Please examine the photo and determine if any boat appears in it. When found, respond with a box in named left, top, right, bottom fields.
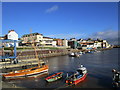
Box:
left=45, top=72, right=63, bottom=82
left=65, top=65, right=87, bottom=85
left=2, top=64, right=48, bottom=79
left=69, top=52, right=75, bottom=57
left=79, top=51, right=84, bottom=55
left=69, top=52, right=80, bottom=57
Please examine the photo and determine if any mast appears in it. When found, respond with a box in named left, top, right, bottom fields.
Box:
left=30, top=29, right=40, bottom=67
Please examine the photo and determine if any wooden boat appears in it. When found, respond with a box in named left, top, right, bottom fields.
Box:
left=2, top=64, right=48, bottom=79
left=65, top=65, right=87, bottom=85
left=45, top=72, right=63, bottom=82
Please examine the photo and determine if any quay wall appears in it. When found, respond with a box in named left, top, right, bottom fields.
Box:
left=16, top=49, right=80, bottom=60
left=3, top=47, right=113, bottom=60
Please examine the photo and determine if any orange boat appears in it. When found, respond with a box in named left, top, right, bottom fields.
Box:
left=2, top=64, right=48, bottom=79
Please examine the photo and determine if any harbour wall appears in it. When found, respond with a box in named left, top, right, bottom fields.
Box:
left=4, top=47, right=113, bottom=60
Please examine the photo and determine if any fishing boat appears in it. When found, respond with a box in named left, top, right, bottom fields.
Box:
left=45, top=72, right=63, bottom=82
left=2, top=64, right=48, bottom=79
left=66, top=65, right=87, bottom=85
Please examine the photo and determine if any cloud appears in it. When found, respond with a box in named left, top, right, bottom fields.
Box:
left=90, top=30, right=118, bottom=39
left=46, top=33, right=87, bottom=39
left=89, top=30, right=119, bottom=45
left=45, top=5, right=59, bottom=13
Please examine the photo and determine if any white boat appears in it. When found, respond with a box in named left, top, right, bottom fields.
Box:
left=69, top=52, right=80, bottom=57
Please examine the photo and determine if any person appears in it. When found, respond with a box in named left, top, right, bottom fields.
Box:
left=112, top=69, right=120, bottom=87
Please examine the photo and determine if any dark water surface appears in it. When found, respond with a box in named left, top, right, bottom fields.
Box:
left=4, top=48, right=119, bottom=88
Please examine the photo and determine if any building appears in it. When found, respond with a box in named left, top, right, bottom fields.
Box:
left=68, top=40, right=81, bottom=49
left=70, top=38, right=77, bottom=41
left=42, top=37, right=56, bottom=47
left=102, top=40, right=111, bottom=48
left=53, top=39, right=63, bottom=46
left=8, top=30, right=18, bottom=40
left=79, top=39, right=111, bottom=50
left=21, top=33, right=57, bottom=47
left=62, top=39, right=68, bottom=47
left=6, top=30, right=18, bottom=47
left=21, top=33, right=43, bottom=46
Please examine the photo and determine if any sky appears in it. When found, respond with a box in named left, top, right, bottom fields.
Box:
left=2, top=2, right=119, bottom=44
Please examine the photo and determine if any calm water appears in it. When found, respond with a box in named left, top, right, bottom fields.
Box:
left=4, top=48, right=119, bottom=89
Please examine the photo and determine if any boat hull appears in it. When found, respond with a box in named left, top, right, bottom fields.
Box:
left=46, top=76, right=62, bottom=82
left=73, top=73, right=87, bottom=85
left=45, top=72, right=63, bottom=82
left=66, top=73, right=87, bottom=85
left=3, top=65, right=48, bottom=79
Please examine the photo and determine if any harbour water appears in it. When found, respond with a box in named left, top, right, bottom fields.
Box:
left=2, top=48, right=119, bottom=89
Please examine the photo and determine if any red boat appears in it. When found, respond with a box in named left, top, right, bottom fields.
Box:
left=66, top=65, right=87, bottom=85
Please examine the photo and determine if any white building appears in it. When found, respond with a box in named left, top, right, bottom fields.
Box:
left=21, top=33, right=57, bottom=47
left=42, top=37, right=57, bottom=47
left=6, top=30, right=18, bottom=47
left=8, top=30, right=18, bottom=40
left=21, top=33, right=43, bottom=45
left=62, top=39, right=68, bottom=47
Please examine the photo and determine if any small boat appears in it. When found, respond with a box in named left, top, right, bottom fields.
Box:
left=69, top=52, right=75, bottom=57
left=79, top=51, right=84, bottom=55
left=69, top=52, right=80, bottom=57
left=45, top=72, right=63, bottom=82
left=2, top=64, right=48, bottom=79
left=66, top=65, right=87, bottom=85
